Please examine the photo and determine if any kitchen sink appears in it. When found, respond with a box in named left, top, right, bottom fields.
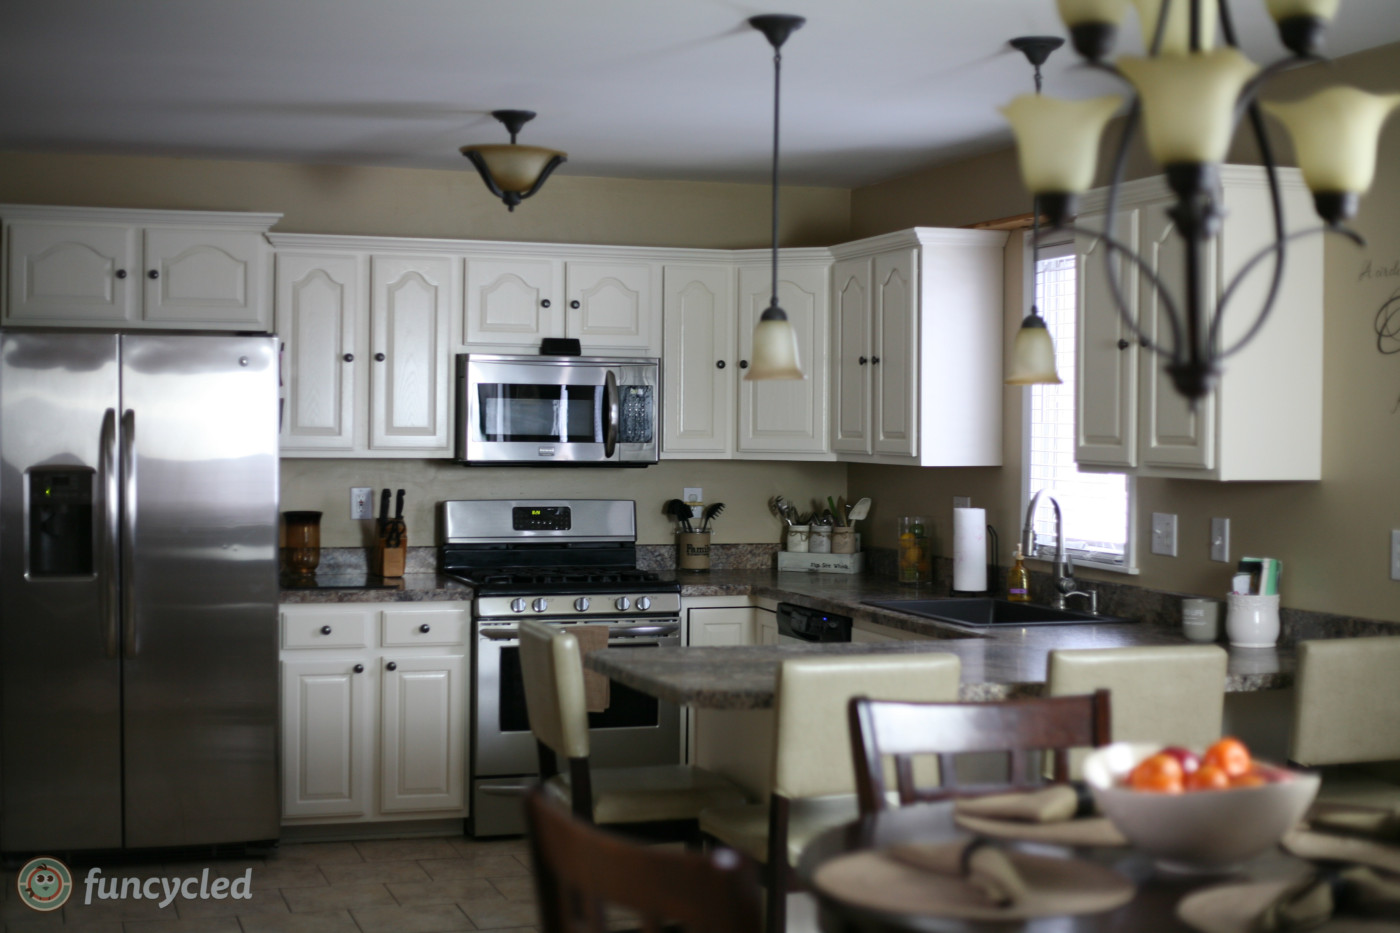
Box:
left=861, top=597, right=1133, bottom=627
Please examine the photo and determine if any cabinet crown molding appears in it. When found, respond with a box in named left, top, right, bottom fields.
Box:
left=830, top=227, right=1009, bottom=260
left=0, top=203, right=282, bottom=230
left=1077, top=165, right=1306, bottom=213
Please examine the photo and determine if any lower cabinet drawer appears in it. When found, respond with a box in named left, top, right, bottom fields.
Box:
left=282, top=609, right=373, bottom=649
left=381, top=608, right=468, bottom=647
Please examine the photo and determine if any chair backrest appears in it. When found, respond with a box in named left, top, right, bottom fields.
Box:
left=526, top=787, right=762, bottom=933
left=519, top=619, right=590, bottom=761
left=848, top=691, right=1111, bottom=814
left=1291, top=637, right=1400, bottom=766
left=1047, top=645, right=1226, bottom=773
left=771, top=653, right=960, bottom=800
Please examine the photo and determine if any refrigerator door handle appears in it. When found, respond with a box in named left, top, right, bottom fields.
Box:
left=100, top=408, right=120, bottom=659
left=120, top=409, right=138, bottom=660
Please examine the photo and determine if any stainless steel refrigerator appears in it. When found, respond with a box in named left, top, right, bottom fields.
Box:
left=0, top=331, right=280, bottom=852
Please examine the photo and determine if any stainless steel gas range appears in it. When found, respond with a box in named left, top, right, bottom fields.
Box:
left=440, top=499, right=683, bottom=837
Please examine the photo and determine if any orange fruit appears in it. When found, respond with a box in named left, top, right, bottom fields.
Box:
left=1201, top=737, right=1252, bottom=778
left=1186, top=763, right=1231, bottom=791
left=1128, top=753, right=1184, bottom=793
left=1230, top=771, right=1267, bottom=788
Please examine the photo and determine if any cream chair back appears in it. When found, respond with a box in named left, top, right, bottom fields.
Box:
left=1291, top=637, right=1400, bottom=766
left=1048, top=645, right=1226, bottom=767
left=519, top=620, right=591, bottom=761
left=771, top=653, right=960, bottom=800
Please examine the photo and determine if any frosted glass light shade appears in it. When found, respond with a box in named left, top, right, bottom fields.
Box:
left=1130, top=0, right=1217, bottom=53
left=1001, top=95, right=1123, bottom=194
left=1263, top=88, right=1400, bottom=194
left=459, top=144, right=567, bottom=193
left=1006, top=315, right=1061, bottom=385
left=1263, top=0, right=1340, bottom=21
left=1056, top=0, right=1129, bottom=25
left=746, top=315, right=804, bottom=380
left=1117, top=49, right=1258, bottom=165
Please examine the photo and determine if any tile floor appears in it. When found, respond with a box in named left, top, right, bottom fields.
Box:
left=3, top=835, right=540, bottom=933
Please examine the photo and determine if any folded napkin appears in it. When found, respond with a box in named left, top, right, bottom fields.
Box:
left=573, top=625, right=611, bottom=713
left=1308, top=804, right=1400, bottom=842
left=1253, top=866, right=1400, bottom=932
left=885, top=838, right=1028, bottom=907
left=954, top=784, right=1092, bottom=823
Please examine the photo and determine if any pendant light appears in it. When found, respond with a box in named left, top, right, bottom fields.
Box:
left=459, top=110, right=567, bottom=212
left=1005, top=36, right=1066, bottom=387
left=745, top=14, right=805, bottom=382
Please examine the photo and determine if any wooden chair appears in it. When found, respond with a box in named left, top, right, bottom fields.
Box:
left=698, top=653, right=961, bottom=933
left=848, top=690, right=1112, bottom=815
left=517, top=619, right=747, bottom=841
left=525, top=787, right=762, bottom=933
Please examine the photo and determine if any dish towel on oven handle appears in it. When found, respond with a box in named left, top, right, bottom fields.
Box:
left=573, top=624, right=611, bottom=713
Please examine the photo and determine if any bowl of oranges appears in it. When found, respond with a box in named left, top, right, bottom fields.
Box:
left=1082, top=738, right=1319, bottom=872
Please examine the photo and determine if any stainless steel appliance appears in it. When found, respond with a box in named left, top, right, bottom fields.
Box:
left=0, top=331, right=280, bottom=853
left=454, top=353, right=660, bottom=466
left=776, top=603, right=852, bottom=644
left=441, top=499, right=682, bottom=836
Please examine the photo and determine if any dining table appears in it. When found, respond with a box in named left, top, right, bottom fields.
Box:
left=794, top=800, right=1317, bottom=933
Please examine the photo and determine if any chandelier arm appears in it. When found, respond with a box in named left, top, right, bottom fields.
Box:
left=1150, top=0, right=1172, bottom=55
left=518, top=155, right=568, bottom=202
left=462, top=150, right=509, bottom=201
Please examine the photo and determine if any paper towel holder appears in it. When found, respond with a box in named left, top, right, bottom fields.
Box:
left=950, top=523, right=997, bottom=597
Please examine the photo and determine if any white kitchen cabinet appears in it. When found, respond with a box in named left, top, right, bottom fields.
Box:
left=276, top=251, right=360, bottom=451
left=829, top=228, right=1008, bottom=466
left=851, top=619, right=930, bottom=643
left=279, top=602, right=470, bottom=825
left=369, top=255, right=453, bottom=451
left=1074, top=167, right=1323, bottom=480
left=688, top=606, right=756, bottom=647
left=566, top=260, right=658, bottom=354
left=464, top=256, right=564, bottom=346
left=662, top=263, right=736, bottom=456
left=2, top=205, right=278, bottom=331
left=755, top=610, right=779, bottom=645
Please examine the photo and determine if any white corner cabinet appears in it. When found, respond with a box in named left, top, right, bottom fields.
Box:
left=2, top=205, right=280, bottom=331
left=279, top=601, right=469, bottom=825
left=829, top=228, right=1008, bottom=466
left=1074, top=167, right=1323, bottom=481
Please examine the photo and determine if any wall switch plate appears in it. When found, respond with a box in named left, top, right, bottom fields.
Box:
left=350, top=487, right=374, bottom=520
left=1391, top=529, right=1400, bottom=581
left=1210, top=517, right=1230, bottom=563
left=953, top=496, right=971, bottom=510
left=1151, top=512, right=1178, bottom=557
left=683, top=487, right=703, bottom=520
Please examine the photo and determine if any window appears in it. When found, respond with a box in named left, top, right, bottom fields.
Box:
left=1021, top=241, right=1136, bottom=572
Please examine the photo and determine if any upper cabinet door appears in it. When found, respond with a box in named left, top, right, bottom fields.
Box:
left=463, top=256, right=563, bottom=348
left=736, top=260, right=830, bottom=456
left=830, top=258, right=872, bottom=455
left=369, top=255, right=453, bottom=452
left=5, top=222, right=138, bottom=325
left=873, top=248, right=917, bottom=458
left=565, top=261, right=659, bottom=355
left=277, top=252, right=361, bottom=451
left=1075, top=208, right=1141, bottom=470
left=662, top=264, right=735, bottom=457
left=142, top=228, right=270, bottom=330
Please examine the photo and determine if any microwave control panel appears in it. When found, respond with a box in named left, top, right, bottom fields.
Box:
left=513, top=506, right=572, bottom=531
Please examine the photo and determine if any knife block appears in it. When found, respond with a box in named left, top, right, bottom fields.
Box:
left=375, top=526, right=406, bottom=578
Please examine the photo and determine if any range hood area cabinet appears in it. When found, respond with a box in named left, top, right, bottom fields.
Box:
left=829, top=228, right=1009, bottom=466
left=1074, top=167, right=1323, bottom=481
left=2, top=204, right=279, bottom=332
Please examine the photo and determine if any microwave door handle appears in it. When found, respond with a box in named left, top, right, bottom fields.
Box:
left=603, top=370, right=620, bottom=459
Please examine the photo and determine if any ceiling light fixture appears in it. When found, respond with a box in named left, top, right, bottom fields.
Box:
left=1005, top=36, right=1066, bottom=387
left=1004, top=0, right=1400, bottom=401
left=459, top=110, right=567, bottom=212
left=745, top=13, right=805, bottom=382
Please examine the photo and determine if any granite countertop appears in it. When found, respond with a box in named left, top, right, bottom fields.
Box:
left=278, top=572, right=470, bottom=603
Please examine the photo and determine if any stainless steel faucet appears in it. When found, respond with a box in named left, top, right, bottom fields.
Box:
left=1021, top=489, right=1097, bottom=613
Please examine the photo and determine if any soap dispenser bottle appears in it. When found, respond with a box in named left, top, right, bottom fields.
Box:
left=1007, top=545, right=1030, bottom=602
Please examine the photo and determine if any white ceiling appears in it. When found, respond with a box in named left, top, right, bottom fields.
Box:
left=3, top=0, right=1399, bottom=188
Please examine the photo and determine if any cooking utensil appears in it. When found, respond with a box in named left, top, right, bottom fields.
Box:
left=701, top=502, right=725, bottom=532
left=386, top=489, right=406, bottom=548
left=828, top=496, right=844, bottom=526
left=665, top=498, right=694, bottom=532
left=847, top=497, right=872, bottom=526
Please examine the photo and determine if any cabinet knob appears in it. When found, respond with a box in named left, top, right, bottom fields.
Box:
left=115, top=269, right=128, bottom=280
left=570, top=300, right=581, bottom=309
left=716, top=360, right=726, bottom=369
left=320, top=625, right=332, bottom=635
left=1117, top=338, right=1130, bottom=350
left=374, top=352, right=386, bottom=362
left=540, top=299, right=551, bottom=308
left=739, top=360, right=749, bottom=369
left=353, top=663, right=364, bottom=674
left=419, top=623, right=431, bottom=633
left=148, top=269, right=160, bottom=280
left=386, top=661, right=397, bottom=672
left=858, top=356, right=868, bottom=365
left=871, top=356, right=881, bottom=364
left=1140, top=336, right=1150, bottom=348
left=343, top=353, right=354, bottom=363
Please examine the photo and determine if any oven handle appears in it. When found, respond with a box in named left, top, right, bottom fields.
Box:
left=477, top=621, right=679, bottom=641
left=614, top=623, right=679, bottom=638
left=478, top=784, right=535, bottom=796
left=603, top=369, right=620, bottom=458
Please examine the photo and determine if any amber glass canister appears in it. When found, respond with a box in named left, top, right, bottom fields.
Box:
left=283, top=511, right=323, bottom=575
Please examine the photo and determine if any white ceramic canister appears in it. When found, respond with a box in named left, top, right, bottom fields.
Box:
left=809, top=525, right=832, bottom=554
left=1181, top=597, right=1222, bottom=643
left=1226, top=594, right=1281, bottom=647
left=786, top=525, right=810, bottom=553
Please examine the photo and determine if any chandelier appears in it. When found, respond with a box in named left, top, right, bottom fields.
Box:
left=460, top=110, right=567, bottom=212
left=1001, top=0, right=1400, bottom=400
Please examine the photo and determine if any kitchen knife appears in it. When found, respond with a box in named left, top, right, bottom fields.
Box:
left=378, top=488, right=391, bottom=533
left=394, top=489, right=405, bottom=520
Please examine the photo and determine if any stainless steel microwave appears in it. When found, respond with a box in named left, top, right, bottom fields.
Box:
left=454, top=353, right=660, bottom=466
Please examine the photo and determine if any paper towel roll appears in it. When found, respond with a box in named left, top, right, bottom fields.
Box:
left=953, top=508, right=987, bottom=593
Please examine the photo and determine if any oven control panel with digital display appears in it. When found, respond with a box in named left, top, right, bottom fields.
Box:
left=512, top=506, right=571, bottom=531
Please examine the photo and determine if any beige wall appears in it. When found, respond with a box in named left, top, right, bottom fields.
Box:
left=850, top=42, right=1400, bottom=623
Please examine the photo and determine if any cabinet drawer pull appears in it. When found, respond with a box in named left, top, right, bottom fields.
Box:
left=871, top=356, right=881, bottom=364
left=115, top=269, right=128, bottom=280
left=570, top=300, right=580, bottom=309
left=716, top=360, right=726, bottom=369
left=147, top=269, right=160, bottom=280
left=541, top=299, right=551, bottom=308
left=386, top=661, right=397, bottom=671
left=320, top=625, right=332, bottom=635
left=353, top=663, right=364, bottom=673
left=739, top=360, right=749, bottom=369
left=1117, top=338, right=1130, bottom=350
left=858, top=356, right=867, bottom=365
left=343, top=353, right=354, bottom=362
left=374, top=352, right=386, bottom=362
left=419, top=623, right=431, bottom=633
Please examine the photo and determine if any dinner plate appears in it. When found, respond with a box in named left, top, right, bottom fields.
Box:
left=953, top=812, right=1129, bottom=847
left=1177, top=879, right=1394, bottom=933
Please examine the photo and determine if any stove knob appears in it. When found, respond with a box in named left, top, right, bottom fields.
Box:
left=533, top=598, right=549, bottom=613
left=574, top=597, right=591, bottom=612
left=510, top=598, right=527, bottom=613
left=615, top=596, right=631, bottom=612
left=636, top=596, right=652, bottom=611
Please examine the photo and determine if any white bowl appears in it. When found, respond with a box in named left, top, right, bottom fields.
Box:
left=1083, top=742, right=1319, bottom=872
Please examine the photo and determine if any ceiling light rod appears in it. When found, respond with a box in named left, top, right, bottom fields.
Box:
left=459, top=109, right=567, bottom=212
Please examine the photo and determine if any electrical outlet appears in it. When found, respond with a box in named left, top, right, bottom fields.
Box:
left=1391, top=529, right=1400, bottom=581
left=350, top=487, right=374, bottom=520
left=953, top=496, right=971, bottom=510
left=683, top=487, right=703, bottom=520
left=1210, top=517, right=1230, bottom=563
left=1151, top=512, right=1178, bottom=557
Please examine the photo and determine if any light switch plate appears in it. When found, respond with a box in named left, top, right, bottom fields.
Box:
left=953, top=496, right=971, bottom=510
left=1391, top=529, right=1400, bottom=581
left=1210, top=517, right=1230, bottom=563
left=1151, top=513, right=1178, bottom=557
left=683, top=487, right=703, bottom=520
left=351, top=487, right=373, bottom=520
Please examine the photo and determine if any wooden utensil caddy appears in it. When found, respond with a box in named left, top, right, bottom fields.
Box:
left=375, top=521, right=406, bottom=577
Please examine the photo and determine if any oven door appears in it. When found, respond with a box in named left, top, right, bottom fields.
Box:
left=456, top=354, right=658, bottom=465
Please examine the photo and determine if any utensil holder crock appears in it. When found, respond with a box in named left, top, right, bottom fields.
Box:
left=1226, top=594, right=1280, bottom=647
left=677, top=532, right=711, bottom=571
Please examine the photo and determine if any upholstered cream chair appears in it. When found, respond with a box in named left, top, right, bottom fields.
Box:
left=699, top=652, right=962, bottom=933
left=518, top=620, right=748, bottom=838
left=1291, top=636, right=1400, bottom=806
left=1047, top=645, right=1228, bottom=775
